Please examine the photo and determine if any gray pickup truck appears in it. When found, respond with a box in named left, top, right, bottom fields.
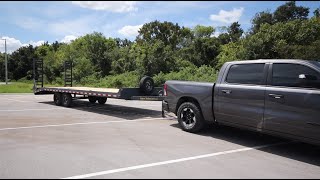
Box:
left=162, top=59, right=320, bottom=145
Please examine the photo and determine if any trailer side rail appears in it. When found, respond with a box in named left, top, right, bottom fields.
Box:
left=35, top=87, right=120, bottom=98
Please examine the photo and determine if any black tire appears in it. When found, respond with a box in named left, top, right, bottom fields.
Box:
left=53, top=93, right=62, bottom=106
left=62, top=93, right=72, bottom=107
left=177, top=102, right=204, bottom=133
left=139, top=76, right=154, bottom=95
left=88, top=96, right=97, bottom=103
left=98, top=97, right=107, bottom=104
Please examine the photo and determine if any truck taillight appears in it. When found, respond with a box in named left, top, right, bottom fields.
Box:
left=164, top=83, right=167, bottom=96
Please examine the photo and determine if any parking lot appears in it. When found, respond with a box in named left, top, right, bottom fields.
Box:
left=0, top=94, right=319, bottom=179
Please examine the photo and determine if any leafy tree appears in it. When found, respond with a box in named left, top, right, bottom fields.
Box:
left=228, top=22, right=244, bottom=42
left=251, top=10, right=274, bottom=33
left=114, top=38, right=132, bottom=47
left=245, top=18, right=320, bottom=60
left=0, top=53, right=4, bottom=81
left=136, top=20, right=192, bottom=49
left=8, top=45, right=37, bottom=80
left=314, top=8, right=320, bottom=18
left=179, top=37, right=220, bottom=67
left=216, top=41, right=248, bottom=69
left=217, top=22, right=243, bottom=44
left=193, top=25, right=215, bottom=38
left=274, top=1, right=309, bottom=22
left=134, top=40, right=176, bottom=76
left=110, top=44, right=136, bottom=74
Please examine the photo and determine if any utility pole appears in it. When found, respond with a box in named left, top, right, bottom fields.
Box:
left=4, top=39, right=7, bottom=85
left=1, top=38, right=7, bottom=84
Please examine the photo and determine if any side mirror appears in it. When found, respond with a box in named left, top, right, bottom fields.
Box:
left=299, top=74, right=317, bottom=81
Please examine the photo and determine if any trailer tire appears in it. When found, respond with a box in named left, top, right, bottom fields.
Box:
left=177, top=102, right=204, bottom=133
left=53, top=93, right=62, bottom=106
left=98, top=97, right=107, bottom=104
left=88, top=96, right=97, bottom=103
left=62, top=93, right=72, bottom=107
left=139, top=76, right=154, bottom=95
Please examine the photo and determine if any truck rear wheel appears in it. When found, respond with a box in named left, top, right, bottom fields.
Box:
left=62, top=93, right=72, bottom=107
left=88, top=96, right=97, bottom=103
left=177, top=102, right=204, bottom=133
left=98, top=97, right=107, bottom=104
left=53, top=93, right=62, bottom=106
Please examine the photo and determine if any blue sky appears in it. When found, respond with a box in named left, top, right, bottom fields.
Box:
left=0, top=1, right=319, bottom=53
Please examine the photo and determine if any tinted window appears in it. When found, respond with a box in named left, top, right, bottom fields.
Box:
left=226, top=63, right=265, bottom=85
left=272, top=63, right=320, bottom=89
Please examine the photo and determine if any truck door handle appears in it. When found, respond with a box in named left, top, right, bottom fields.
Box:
left=222, top=90, right=232, bottom=94
left=268, top=94, right=283, bottom=99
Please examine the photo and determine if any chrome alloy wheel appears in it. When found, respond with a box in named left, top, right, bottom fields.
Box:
left=181, top=107, right=196, bottom=129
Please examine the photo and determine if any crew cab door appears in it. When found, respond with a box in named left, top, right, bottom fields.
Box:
left=264, top=63, right=320, bottom=141
left=214, top=63, right=268, bottom=130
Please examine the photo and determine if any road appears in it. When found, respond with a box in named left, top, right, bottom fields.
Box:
left=0, top=82, right=11, bottom=85
left=0, top=94, right=319, bottom=179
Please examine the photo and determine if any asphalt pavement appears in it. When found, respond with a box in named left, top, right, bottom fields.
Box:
left=0, top=94, right=319, bottom=179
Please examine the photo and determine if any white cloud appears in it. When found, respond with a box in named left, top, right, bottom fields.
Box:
left=24, top=40, right=45, bottom=47
left=61, top=35, right=78, bottom=44
left=210, top=7, right=244, bottom=24
left=0, top=36, right=23, bottom=53
left=0, top=36, right=44, bottom=53
left=71, top=1, right=138, bottom=13
left=118, top=24, right=142, bottom=37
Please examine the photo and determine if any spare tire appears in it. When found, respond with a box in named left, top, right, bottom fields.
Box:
left=139, top=76, right=154, bottom=95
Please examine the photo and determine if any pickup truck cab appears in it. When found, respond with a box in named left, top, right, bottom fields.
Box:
left=163, top=59, right=320, bottom=145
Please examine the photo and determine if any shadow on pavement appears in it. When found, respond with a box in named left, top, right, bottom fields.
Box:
left=39, top=100, right=163, bottom=120
left=170, top=122, right=320, bottom=167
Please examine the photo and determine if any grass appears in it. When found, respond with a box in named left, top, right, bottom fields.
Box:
left=0, top=82, right=34, bottom=93
left=0, top=82, right=64, bottom=93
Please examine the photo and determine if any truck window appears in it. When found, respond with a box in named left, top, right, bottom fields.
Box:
left=272, top=63, right=320, bottom=89
left=226, top=63, right=265, bottom=85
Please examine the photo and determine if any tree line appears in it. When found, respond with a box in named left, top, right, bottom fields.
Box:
left=0, top=1, right=319, bottom=87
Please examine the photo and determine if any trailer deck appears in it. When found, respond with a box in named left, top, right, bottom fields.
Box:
left=35, top=87, right=120, bottom=97
left=34, top=86, right=164, bottom=101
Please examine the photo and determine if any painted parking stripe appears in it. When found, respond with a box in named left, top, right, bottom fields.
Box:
left=0, top=117, right=170, bottom=131
left=0, top=108, right=67, bottom=112
left=0, top=97, right=29, bottom=103
left=63, top=141, right=291, bottom=179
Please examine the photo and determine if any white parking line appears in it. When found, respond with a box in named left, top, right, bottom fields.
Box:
left=0, top=97, right=30, bottom=103
left=63, top=141, right=291, bottom=179
left=0, top=108, right=66, bottom=112
left=0, top=117, right=170, bottom=131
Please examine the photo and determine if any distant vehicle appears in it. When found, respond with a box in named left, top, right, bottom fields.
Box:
left=163, top=59, right=320, bottom=145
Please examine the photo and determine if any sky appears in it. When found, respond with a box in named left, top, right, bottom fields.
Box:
left=0, top=1, right=319, bottom=53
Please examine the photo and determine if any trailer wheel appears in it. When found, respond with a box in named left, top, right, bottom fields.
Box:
left=177, top=102, right=204, bottom=133
left=88, top=96, right=97, bottom=103
left=98, top=97, right=107, bottom=104
left=139, top=76, right=154, bottom=95
left=53, top=93, right=62, bottom=106
left=62, top=93, right=72, bottom=107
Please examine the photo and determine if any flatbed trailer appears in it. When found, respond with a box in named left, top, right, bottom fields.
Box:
left=33, top=60, right=165, bottom=112
left=34, top=86, right=165, bottom=101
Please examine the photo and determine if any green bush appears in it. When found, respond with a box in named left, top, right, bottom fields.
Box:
left=79, top=71, right=140, bottom=88
left=154, top=65, right=218, bottom=86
